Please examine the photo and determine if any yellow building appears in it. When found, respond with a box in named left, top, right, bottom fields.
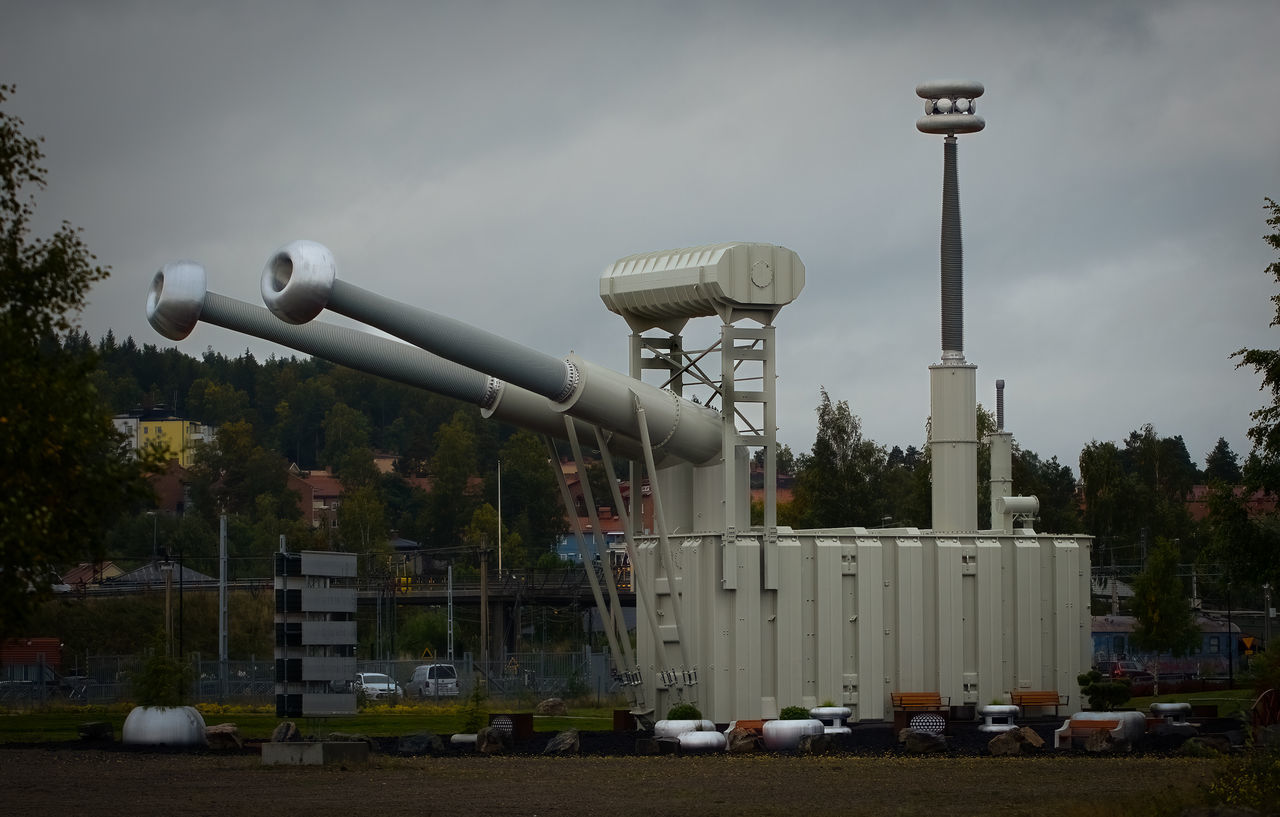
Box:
left=113, top=412, right=213, bottom=468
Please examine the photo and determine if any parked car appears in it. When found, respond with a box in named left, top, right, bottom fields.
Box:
left=353, top=672, right=402, bottom=700
left=1095, top=660, right=1154, bottom=683
left=409, top=663, right=459, bottom=698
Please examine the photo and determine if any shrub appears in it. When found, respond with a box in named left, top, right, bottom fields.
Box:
left=130, top=632, right=191, bottom=707
left=460, top=679, right=488, bottom=733
left=779, top=705, right=811, bottom=720
left=666, top=702, right=702, bottom=720
left=1077, top=669, right=1131, bottom=711
left=1203, top=747, right=1280, bottom=812
left=1247, top=647, right=1280, bottom=698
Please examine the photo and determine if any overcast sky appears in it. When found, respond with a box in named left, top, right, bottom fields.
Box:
left=4, top=0, right=1278, bottom=474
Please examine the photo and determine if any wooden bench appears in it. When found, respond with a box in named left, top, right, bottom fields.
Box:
left=1053, top=718, right=1119, bottom=749
left=890, top=692, right=950, bottom=732
left=1009, top=690, right=1068, bottom=717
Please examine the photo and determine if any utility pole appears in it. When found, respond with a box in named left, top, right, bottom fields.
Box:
left=1265, top=583, right=1273, bottom=651
left=479, top=535, right=490, bottom=693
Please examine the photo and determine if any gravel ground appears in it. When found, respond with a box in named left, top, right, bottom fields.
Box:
left=0, top=745, right=1221, bottom=817
left=0, top=719, right=1243, bottom=817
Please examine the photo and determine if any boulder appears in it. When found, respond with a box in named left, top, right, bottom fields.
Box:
left=797, top=733, right=833, bottom=755
left=205, top=723, right=243, bottom=751
left=271, top=722, right=301, bottom=743
left=987, top=726, right=1043, bottom=756
left=396, top=732, right=445, bottom=756
left=542, top=729, right=580, bottom=755
left=476, top=725, right=511, bottom=755
left=725, top=726, right=761, bottom=754
left=78, top=721, right=114, bottom=742
left=1084, top=729, right=1129, bottom=754
left=903, top=730, right=947, bottom=754
left=536, top=697, right=568, bottom=716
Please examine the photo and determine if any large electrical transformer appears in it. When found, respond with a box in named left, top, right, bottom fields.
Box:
left=145, top=80, right=1091, bottom=723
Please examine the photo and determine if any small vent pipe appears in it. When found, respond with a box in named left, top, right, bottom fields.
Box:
left=996, top=378, right=1005, bottom=431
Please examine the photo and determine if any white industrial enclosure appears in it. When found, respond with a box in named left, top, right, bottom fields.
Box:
left=631, top=528, right=1090, bottom=723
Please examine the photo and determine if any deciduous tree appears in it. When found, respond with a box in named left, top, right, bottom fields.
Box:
left=1234, top=197, right=1280, bottom=490
left=1129, top=537, right=1200, bottom=694
left=793, top=388, right=888, bottom=527
left=0, top=85, right=156, bottom=633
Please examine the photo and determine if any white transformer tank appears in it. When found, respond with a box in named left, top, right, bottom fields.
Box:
left=634, top=527, right=1091, bottom=724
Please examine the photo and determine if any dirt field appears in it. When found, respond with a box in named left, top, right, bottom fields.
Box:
left=0, top=745, right=1218, bottom=817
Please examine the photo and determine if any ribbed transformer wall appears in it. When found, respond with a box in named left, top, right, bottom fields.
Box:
left=976, top=538, right=1006, bottom=698
left=1014, top=540, right=1043, bottom=689
left=855, top=537, right=886, bottom=720
left=634, top=528, right=1090, bottom=724
left=935, top=538, right=965, bottom=705
left=896, top=538, right=926, bottom=691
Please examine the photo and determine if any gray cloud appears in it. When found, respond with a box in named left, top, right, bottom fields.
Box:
left=3, top=0, right=1277, bottom=475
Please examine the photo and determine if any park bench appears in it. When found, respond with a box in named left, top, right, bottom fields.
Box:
left=1053, top=718, right=1119, bottom=749
left=1008, top=689, right=1068, bottom=717
left=890, top=691, right=950, bottom=732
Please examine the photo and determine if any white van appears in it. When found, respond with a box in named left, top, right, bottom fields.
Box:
left=409, top=663, right=459, bottom=697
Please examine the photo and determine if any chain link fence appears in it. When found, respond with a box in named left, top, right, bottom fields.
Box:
left=0, top=647, right=620, bottom=710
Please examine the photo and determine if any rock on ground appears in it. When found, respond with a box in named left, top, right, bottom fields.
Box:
left=205, top=723, right=242, bottom=751
left=987, top=726, right=1043, bottom=756
left=535, top=698, right=568, bottom=716
left=543, top=729, right=580, bottom=755
left=476, top=726, right=512, bottom=755
left=271, top=722, right=301, bottom=743
left=396, top=732, right=445, bottom=756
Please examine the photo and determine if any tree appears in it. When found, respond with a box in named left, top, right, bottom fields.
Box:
left=751, top=442, right=796, bottom=475
left=1200, top=478, right=1280, bottom=592
left=491, top=430, right=566, bottom=560
left=1079, top=440, right=1129, bottom=550
left=801, top=389, right=889, bottom=526
left=1013, top=450, right=1082, bottom=533
left=1203, top=438, right=1243, bottom=484
left=1233, top=197, right=1280, bottom=492
left=321, top=401, right=378, bottom=487
left=0, top=85, right=157, bottom=633
left=465, top=502, right=524, bottom=569
left=420, top=411, right=479, bottom=550
left=338, top=483, right=388, bottom=556
left=1128, top=537, right=1200, bottom=695
left=185, top=420, right=296, bottom=527
left=186, top=378, right=253, bottom=428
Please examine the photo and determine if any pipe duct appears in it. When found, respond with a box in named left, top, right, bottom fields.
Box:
left=258, top=241, right=725, bottom=465
left=146, top=261, right=643, bottom=455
